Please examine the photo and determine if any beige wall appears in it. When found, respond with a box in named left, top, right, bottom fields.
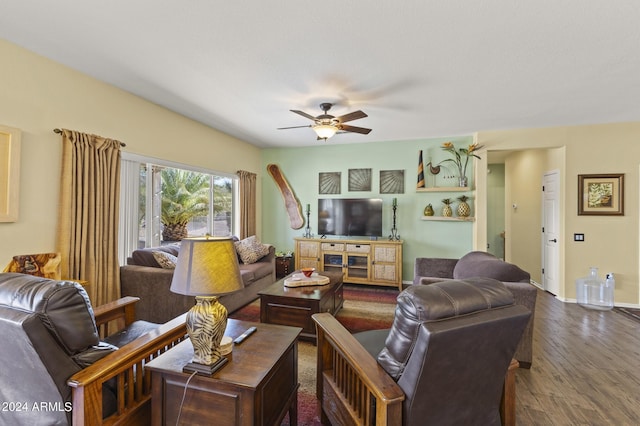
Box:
left=476, top=123, right=640, bottom=306
left=502, top=148, right=565, bottom=285
left=504, top=150, right=545, bottom=283
left=0, top=39, right=263, bottom=264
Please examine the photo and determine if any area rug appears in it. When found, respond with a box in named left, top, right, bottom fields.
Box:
left=229, top=284, right=399, bottom=425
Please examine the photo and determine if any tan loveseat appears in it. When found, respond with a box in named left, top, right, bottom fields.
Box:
left=120, top=240, right=275, bottom=324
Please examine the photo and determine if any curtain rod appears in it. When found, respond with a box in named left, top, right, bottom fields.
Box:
left=53, top=128, right=127, bottom=147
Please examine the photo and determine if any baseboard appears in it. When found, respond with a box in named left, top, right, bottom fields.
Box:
left=530, top=280, right=543, bottom=290
left=553, top=296, right=640, bottom=310
left=612, top=302, right=640, bottom=309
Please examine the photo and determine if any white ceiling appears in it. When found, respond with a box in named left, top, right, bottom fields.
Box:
left=2, top=1, right=639, bottom=148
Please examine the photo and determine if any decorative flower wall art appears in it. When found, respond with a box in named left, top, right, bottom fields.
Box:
left=578, top=174, right=624, bottom=216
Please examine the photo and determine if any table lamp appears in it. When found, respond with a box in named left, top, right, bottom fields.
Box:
left=170, top=236, right=243, bottom=375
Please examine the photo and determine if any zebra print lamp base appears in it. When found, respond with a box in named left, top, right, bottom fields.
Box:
left=183, top=295, right=229, bottom=376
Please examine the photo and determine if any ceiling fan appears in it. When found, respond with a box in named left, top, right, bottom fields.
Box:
left=278, top=103, right=372, bottom=140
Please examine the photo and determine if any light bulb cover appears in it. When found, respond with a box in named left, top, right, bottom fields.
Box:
left=313, top=124, right=338, bottom=139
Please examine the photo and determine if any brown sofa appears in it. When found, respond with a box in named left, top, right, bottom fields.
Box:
left=120, top=242, right=276, bottom=324
left=413, top=251, right=537, bottom=368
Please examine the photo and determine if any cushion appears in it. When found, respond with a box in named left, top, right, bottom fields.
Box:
left=453, top=251, right=530, bottom=283
left=129, top=244, right=181, bottom=267
left=152, top=251, right=177, bottom=269
left=104, top=320, right=160, bottom=348
left=234, top=236, right=270, bottom=264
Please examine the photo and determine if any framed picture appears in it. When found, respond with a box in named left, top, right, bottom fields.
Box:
left=380, top=170, right=405, bottom=194
left=319, top=172, right=341, bottom=194
left=348, top=168, right=372, bottom=191
left=578, top=174, right=624, bottom=216
left=0, top=125, right=21, bottom=222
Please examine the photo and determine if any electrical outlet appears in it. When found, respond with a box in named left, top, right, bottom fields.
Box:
left=574, top=233, right=585, bottom=242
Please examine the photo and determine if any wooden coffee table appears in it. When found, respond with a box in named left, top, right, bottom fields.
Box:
left=258, top=270, right=344, bottom=341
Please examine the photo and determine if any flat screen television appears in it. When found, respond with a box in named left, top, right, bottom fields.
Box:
left=318, top=198, right=383, bottom=237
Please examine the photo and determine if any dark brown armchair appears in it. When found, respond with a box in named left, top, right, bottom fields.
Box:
left=413, top=251, right=538, bottom=368
left=0, top=273, right=187, bottom=426
left=313, top=278, right=531, bottom=426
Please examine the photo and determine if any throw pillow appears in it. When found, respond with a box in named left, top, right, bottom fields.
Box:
left=234, top=236, right=270, bottom=264
left=152, top=251, right=178, bottom=269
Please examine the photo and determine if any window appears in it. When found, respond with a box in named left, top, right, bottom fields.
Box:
left=119, top=155, right=237, bottom=263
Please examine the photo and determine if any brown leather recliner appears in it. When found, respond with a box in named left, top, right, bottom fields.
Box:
left=0, top=272, right=187, bottom=426
left=413, top=251, right=537, bottom=368
left=313, top=277, right=531, bottom=426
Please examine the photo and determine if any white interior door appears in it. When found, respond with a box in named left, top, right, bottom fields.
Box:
left=542, top=171, right=560, bottom=295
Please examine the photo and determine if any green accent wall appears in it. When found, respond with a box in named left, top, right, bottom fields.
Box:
left=261, top=136, right=476, bottom=283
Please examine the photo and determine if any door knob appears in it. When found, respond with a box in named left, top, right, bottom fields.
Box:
left=549, top=238, right=557, bottom=243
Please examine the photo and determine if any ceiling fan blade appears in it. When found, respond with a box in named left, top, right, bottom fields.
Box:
left=339, top=124, right=372, bottom=135
left=290, top=110, right=317, bottom=121
left=277, top=125, right=312, bottom=130
left=336, top=110, right=367, bottom=123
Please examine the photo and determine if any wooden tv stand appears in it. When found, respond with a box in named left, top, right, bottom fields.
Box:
left=294, top=237, right=403, bottom=290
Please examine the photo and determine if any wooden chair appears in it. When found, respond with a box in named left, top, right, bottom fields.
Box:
left=313, top=278, right=530, bottom=426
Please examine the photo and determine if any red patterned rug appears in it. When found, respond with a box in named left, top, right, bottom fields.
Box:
left=229, top=284, right=399, bottom=425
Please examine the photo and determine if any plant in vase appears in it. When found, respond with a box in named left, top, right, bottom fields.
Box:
left=457, top=195, right=471, bottom=217
left=439, top=142, right=484, bottom=187
left=441, top=198, right=453, bottom=217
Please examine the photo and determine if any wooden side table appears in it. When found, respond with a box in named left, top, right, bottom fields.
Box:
left=276, top=255, right=294, bottom=278
left=147, top=319, right=301, bottom=426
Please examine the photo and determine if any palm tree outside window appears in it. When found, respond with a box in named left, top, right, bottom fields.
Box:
left=133, top=163, right=236, bottom=249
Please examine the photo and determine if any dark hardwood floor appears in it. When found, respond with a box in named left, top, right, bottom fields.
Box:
left=516, top=288, right=640, bottom=425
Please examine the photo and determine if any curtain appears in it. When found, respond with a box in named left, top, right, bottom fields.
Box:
left=56, top=129, right=122, bottom=306
left=236, top=170, right=256, bottom=239
left=118, top=158, right=140, bottom=267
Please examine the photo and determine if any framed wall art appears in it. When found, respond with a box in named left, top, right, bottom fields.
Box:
left=578, top=173, right=624, bottom=216
left=0, top=125, right=21, bottom=222
left=319, top=172, right=341, bottom=194
left=348, top=168, right=372, bottom=191
left=380, top=169, right=405, bottom=194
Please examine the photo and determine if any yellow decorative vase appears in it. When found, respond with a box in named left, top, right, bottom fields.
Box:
left=457, top=195, right=471, bottom=217
left=424, top=204, right=434, bottom=216
left=442, top=198, right=453, bottom=217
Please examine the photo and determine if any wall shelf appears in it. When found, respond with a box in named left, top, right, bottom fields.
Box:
left=416, top=187, right=470, bottom=192
left=421, top=216, right=475, bottom=222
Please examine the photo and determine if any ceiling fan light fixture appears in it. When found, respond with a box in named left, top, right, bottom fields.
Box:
left=313, top=124, right=338, bottom=140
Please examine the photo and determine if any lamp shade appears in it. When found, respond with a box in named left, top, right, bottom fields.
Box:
left=313, top=124, right=338, bottom=139
left=170, top=237, right=243, bottom=296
